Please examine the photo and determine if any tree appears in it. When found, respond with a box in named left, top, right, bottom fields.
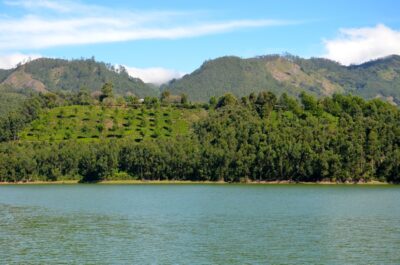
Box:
left=300, top=92, right=322, bottom=116
left=209, top=96, right=217, bottom=107
left=180, top=93, right=188, bottom=105
left=100, top=82, right=114, bottom=102
left=116, top=96, right=126, bottom=106
left=1, top=90, right=400, bottom=184
left=161, top=90, right=171, bottom=103
left=278, top=93, right=301, bottom=115
left=216, top=93, right=237, bottom=108
left=144, top=97, right=160, bottom=108
left=76, top=87, right=91, bottom=105
left=126, top=95, right=139, bottom=106
left=78, top=143, right=118, bottom=182
left=255, top=91, right=277, bottom=118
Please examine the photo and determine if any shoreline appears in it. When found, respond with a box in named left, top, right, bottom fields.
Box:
left=0, top=180, right=394, bottom=185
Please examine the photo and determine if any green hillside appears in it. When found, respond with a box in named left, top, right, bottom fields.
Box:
left=2, top=54, right=400, bottom=117
left=19, top=105, right=207, bottom=142
left=1, top=91, right=400, bottom=184
left=295, top=55, right=400, bottom=103
left=164, top=56, right=301, bottom=101
left=0, top=58, right=158, bottom=97
left=163, top=54, right=400, bottom=103
left=0, top=86, right=28, bottom=117
left=0, top=69, right=12, bottom=82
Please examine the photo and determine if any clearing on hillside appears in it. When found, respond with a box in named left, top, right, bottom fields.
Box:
left=20, top=105, right=207, bottom=142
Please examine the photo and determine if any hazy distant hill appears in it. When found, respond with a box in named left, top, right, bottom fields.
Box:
left=0, top=58, right=158, bottom=97
left=163, top=54, right=400, bottom=103
left=0, top=69, right=12, bottom=82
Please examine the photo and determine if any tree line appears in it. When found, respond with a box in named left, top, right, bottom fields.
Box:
left=0, top=90, right=399, bottom=183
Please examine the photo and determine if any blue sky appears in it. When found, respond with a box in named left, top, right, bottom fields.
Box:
left=1, top=0, right=400, bottom=83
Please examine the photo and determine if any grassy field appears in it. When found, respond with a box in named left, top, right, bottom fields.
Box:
left=20, top=105, right=207, bottom=142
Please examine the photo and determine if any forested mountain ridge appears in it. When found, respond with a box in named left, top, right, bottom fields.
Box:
left=0, top=58, right=158, bottom=97
left=2, top=54, right=400, bottom=117
left=0, top=69, right=12, bottom=82
left=163, top=54, right=400, bottom=103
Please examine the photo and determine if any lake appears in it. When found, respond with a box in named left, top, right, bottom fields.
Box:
left=0, top=184, right=399, bottom=264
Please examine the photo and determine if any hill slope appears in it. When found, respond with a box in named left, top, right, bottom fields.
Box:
left=2, top=54, right=400, bottom=105
left=0, top=58, right=158, bottom=97
left=0, top=89, right=27, bottom=117
left=19, top=105, right=207, bottom=142
left=163, top=55, right=400, bottom=103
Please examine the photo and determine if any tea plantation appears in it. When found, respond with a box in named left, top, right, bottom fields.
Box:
left=20, top=105, right=207, bottom=142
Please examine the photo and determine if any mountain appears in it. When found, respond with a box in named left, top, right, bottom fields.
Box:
left=2, top=54, right=400, bottom=106
left=0, top=69, right=12, bottom=82
left=163, top=54, right=400, bottom=103
left=0, top=58, right=158, bottom=97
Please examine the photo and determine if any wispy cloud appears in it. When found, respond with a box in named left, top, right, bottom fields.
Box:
left=0, top=16, right=294, bottom=50
left=0, top=52, right=41, bottom=69
left=124, top=66, right=185, bottom=85
left=323, top=24, right=400, bottom=65
left=0, top=0, right=295, bottom=51
left=4, top=0, right=72, bottom=12
left=0, top=0, right=297, bottom=82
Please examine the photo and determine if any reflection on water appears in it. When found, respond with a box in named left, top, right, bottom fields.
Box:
left=0, top=204, right=160, bottom=264
left=0, top=185, right=399, bottom=264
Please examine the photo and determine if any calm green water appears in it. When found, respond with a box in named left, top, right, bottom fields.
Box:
left=0, top=185, right=399, bottom=264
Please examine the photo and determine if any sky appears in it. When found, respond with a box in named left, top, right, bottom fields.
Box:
left=0, top=0, right=400, bottom=84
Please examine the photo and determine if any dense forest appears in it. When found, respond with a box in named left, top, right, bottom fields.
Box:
left=0, top=87, right=27, bottom=117
left=0, top=85, right=399, bottom=183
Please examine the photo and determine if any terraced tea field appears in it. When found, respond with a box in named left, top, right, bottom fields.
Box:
left=20, top=105, right=207, bottom=142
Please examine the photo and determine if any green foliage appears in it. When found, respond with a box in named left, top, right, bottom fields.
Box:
left=1, top=91, right=400, bottom=184
left=163, top=56, right=292, bottom=102
left=0, top=94, right=45, bottom=141
left=0, top=87, right=28, bottom=118
left=209, top=96, right=217, bottom=107
left=163, top=54, right=400, bottom=104
left=78, top=142, right=119, bottom=182
left=18, top=105, right=203, bottom=141
left=144, top=97, right=160, bottom=108
left=0, top=69, right=12, bottom=82
left=126, top=95, right=139, bottom=105
left=216, top=93, right=238, bottom=108
left=100, top=82, right=114, bottom=102
left=180, top=93, right=188, bottom=105
left=160, top=90, right=171, bottom=102
left=3, top=58, right=158, bottom=97
left=300, top=92, right=323, bottom=116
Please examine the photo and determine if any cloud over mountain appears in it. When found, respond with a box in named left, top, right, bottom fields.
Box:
left=0, top=53, right=41, bottom=69
left=323, top=24, right=400, bottom=65
left=125, top=66, right=185, bottom=85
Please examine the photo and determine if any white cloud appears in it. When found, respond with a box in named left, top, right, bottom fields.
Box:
left=0, top=53, right=42, bottom=69
left=4, top=0, right=72, bottom=12
left=323, top=24, right=400, bottom=65
left=124, top=66, right=185, bottom=85
left=0, top=0, right=295, bottom=51
left=0, top=16, right=290, bottom=50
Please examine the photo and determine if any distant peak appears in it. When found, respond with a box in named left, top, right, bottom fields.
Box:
left=352, top=54, right=400, bottom=68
